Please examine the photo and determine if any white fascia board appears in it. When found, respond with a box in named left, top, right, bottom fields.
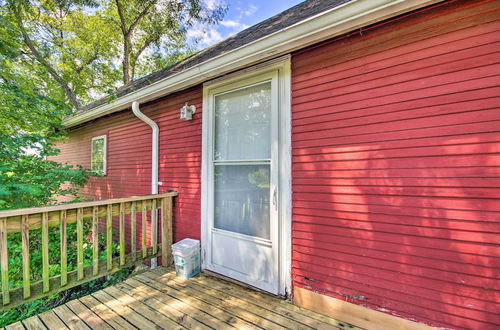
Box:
left=63, top=0, right=443, bottom=128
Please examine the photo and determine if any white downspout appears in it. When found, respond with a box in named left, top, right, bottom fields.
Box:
left=132, top=101, right=159, bottom=268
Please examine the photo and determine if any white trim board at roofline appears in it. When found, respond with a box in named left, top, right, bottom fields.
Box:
left=63, top=0, right=444, bottom=128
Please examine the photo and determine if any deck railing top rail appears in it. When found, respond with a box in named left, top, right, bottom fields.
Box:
left=0, top=192, right=178, bottom=218
left=0, top=192, right=177, bottom=312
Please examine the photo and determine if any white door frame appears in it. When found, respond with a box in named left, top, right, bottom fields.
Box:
left=201, top=56, right=292, bottom=296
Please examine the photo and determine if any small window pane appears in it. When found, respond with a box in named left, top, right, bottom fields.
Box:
left=91, top=137, right=105, bottom=175
left=214, top=82, right=271, bottom=161
left=214, top=164, right=270, bottom=239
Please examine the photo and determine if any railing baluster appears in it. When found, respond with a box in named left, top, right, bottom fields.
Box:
left=0, top=217, right=9, bottom=305
left=161, top=197, right=173, bottom=266
left=142, top=202, right=147, bottom=258
left=41, top=212, right=49, bottom=293
left=119, top=203, right=125, bottom=266
left=77, top=208, right=84, bottom=280
left=106, top=204, right=112, bottom=271
left=60, top=210, right=67, bottom=286
left=131, top=202, right=136, bottom=261
left=21, top=215, right=30, bottom=298
left=152, top=199, right=158, bottom=256
left=92, top=206, right=99, bottom=276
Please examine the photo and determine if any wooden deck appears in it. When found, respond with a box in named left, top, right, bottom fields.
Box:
left=4, top=267, right=359, bottom=330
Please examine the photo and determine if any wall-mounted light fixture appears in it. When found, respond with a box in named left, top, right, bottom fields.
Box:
left=180, top=102, right=196, bottom=120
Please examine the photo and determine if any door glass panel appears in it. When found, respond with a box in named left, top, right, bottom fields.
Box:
left=214, top=82, right=271, bottom=161
left=214, top=165, right=270, bottom=239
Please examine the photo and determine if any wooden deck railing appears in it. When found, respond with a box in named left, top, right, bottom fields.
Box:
left=0, top=192, right=177, bottom=311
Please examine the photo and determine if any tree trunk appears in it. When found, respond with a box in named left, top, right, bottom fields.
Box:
left=122, top=36, right=131, bottom=85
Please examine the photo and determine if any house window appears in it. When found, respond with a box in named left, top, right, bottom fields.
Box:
left=91, top=135, right=107, bottom=175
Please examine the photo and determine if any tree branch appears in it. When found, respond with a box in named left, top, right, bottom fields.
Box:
left=75, top=53, right=99, bottom=73
left=114, top=0, right=132, bottom=84
left=114, top=0, right=128, bottom=36
left=130, top=38, right=155, bottom=79
left=115, top=0, right=158, bottom=84
left=13, top=7, right=81, bottom=109
left=127, top=0, right=157, bottom=35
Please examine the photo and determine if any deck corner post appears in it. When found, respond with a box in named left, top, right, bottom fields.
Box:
left=0, top=217, right=10, bottom=305
left=160, top=197, right=173, bottom=266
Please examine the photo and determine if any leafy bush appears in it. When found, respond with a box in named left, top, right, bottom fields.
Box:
left=0, top=134, right=89, bottom=210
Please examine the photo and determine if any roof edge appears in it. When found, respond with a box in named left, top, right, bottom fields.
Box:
left=63, top=0, right=443, bottom=128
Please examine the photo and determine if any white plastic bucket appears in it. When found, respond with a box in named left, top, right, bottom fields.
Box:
left=172, top=238, right=201, bottom=278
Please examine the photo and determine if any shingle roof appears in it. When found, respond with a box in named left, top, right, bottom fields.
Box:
left=76, top=0, right=352, bottom=114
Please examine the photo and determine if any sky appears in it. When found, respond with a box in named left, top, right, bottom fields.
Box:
left=187, top=0, right=304, bottom=47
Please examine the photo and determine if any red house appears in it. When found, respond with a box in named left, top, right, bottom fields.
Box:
left=52, top=0, right=500, bottom=328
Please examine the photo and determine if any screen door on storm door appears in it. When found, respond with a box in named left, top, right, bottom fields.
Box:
left=204, top=70, right=280, bottom=294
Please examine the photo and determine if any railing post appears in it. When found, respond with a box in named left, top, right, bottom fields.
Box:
left=161, top=197, right=173, bottom=266
left=77, top=208, right=84, bottom=280
left=92, top=206, right=99, bottom=276
left=106, top=204, right=113, bottom=271
left=0, top=217, right=9, bottom=305
left=60, top=210, right=67, bottom=286
left=131, top=202, right=136, bottom=261
left=151, top=199, right=158, bottom=259
left=119, top=203, right=125, bottom=266
left=21, top=215, right=30, bottom=299
left=41, top=212, right=49, bottom=293
left=142, top=202, right=147, bottom=259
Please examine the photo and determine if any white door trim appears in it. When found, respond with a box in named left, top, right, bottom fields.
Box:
left=201, top=55, right=292, bottom=296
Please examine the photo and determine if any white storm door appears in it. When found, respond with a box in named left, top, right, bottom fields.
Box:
left=205, top=71, right=280, bottom=294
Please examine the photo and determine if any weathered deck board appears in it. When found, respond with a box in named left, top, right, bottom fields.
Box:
left=77, top=295, right=134, bottom=330
left=133, top=274, right=258, bottom=330
left=4, top=322, right=24, bottom=330
left=52, top=304, right=91, bottom=330
left=141, top=271, right=295, bottom=329
left=21, top=315, right=47, bottom=329
left=116, top=280, right=211, bottom=329
left=5, top=267, right=360, bottom=330
left=179, top=269, right=354, bottom=329
left=151, top=269, right=344, bottom=330
left=90, top=289, right=159, bottom=329
left=65, top=299, right=113, bottom=330
left=37, top=310, right=68, bottom=329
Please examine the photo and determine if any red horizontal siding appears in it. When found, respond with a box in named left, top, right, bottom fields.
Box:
left=51, top=87, right=203, bottom=244
left=291, top=0, right=500, bottom=329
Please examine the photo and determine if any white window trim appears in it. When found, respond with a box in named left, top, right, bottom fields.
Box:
left=201, top=55, right=292, bottom=296
left=91, top=135, right=107, bottom=176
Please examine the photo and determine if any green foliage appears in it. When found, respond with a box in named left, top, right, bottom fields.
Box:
left=106, top=0, right=226, bottom=84
left=0, top=11, right=70, bottom=135
left=0, top=134, right=89, bottom=209
left=0, top=4, right=90, bottom=209
left=3, top=0, right=226, bottom=106
left=0, top=4, right=134, bottom=325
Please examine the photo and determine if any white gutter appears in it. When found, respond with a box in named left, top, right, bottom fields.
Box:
left=64, top=0, right=443, bottom=128
left=132, top=101, right=159, bottom=268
